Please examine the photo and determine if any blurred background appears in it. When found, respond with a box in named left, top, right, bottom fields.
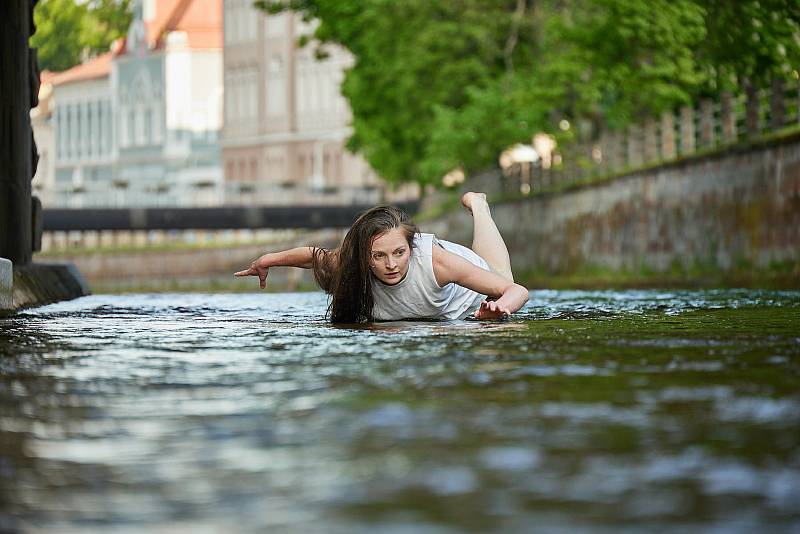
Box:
left=27, top=0, right=800, bottom=291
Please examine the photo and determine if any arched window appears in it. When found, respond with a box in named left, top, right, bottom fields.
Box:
left=119, top=88, right=129, bottom=147
left=130, top=70, right=154, bottom=146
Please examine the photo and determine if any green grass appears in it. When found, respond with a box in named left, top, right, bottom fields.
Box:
left=516, top=259, right=800, bottom=290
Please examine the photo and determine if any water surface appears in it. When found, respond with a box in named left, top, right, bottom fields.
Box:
left=1, top=290, right=799, bottom=532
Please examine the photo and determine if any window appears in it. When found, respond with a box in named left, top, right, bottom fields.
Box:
left=266, top=12, right=285, bottom=37
left=100, top=101, right=108, bottom=154
left=56, top=108, right=65, bottom=159
left=227, top=67, right=260, bottom=125
left=77, top=102, right=85, bottom=157
left=267, top=58, right=285, bottom=116
left=144, top=111, right=151, bottom=145
left=245, top=0, right=258, bottom=41
left=152, top=105, right=162, bottom=144
left=224, top=76, right=233, bottom=123
left=120, top=104, right=129, bottom=147
left=91, top=101, right=100, bottom=157
left=70, top=104, right=78, bottom=158
left=134, top=107, right=144, bottom=146
left=225, top=0, right=259, bottom=44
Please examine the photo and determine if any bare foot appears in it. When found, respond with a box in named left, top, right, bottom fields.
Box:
left=460, top=192, right=487, bottom=213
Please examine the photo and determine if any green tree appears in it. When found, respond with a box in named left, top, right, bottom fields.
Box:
left=259, top=0, right=800, bottom=187
left=424, top=0, right=709, bottom=180
left=31, top=0, right=132, bottom=73
left=82, top=0, right=134, bottom=54
left=698, top=0, right=800, bottom=91
left=31, top=0, right=87, bottom=72
left=259, top=0, right=537, bottom=186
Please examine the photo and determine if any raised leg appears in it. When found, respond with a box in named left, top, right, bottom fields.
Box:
left=461, top=192, right=514, bottom=282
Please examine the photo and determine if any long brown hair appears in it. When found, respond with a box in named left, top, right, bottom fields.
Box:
left=312, top=205, right=419, bottom=323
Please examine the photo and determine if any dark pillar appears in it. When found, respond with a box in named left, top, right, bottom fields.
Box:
left=744, top=80, right=760, bottom=138
left=0, top=0, right=38, bottom=265
left=770, top=76, right=785, bottom=130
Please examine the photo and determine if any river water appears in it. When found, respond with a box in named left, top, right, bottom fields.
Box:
left=1, top=290, right=799, bottom=533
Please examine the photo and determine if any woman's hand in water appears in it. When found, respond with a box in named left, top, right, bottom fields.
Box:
left=234, top=247, right=318, bottom=288
left=234, top=256, right=270, bottom=289
left=474, top=299, right=511, bottom=320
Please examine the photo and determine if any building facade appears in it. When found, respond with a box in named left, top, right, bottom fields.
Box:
left=222, top=2, right=417, bottom=205
left=31, top=71, right=56, bottom=207
left=35, top=0, right=224, bottom=208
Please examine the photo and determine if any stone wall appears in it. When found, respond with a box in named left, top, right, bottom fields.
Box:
left=422, top=133, right=800, bottom=284
left=43, top=229, right=346, bottom=292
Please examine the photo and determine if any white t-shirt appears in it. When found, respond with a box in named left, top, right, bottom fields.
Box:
left=371, top=233, right=489, bottom=321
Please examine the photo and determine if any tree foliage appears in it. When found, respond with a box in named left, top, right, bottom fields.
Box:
left=699, top=0, right=800, bottom=91
left=258, top=0, right=800, bottom=186
left=31, top=0, right=132, bottom=73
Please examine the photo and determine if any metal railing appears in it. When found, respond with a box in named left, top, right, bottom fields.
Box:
left=504, top=75, right=800, bottom=193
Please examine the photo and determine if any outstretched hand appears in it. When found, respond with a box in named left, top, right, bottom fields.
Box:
left=234, top=257, right=270, bottom=289
left=474, top=299, right=510, bottom=320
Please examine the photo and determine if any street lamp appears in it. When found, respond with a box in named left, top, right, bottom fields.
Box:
left=532, top=133, right=556, bottom=169
left=441, top=166, right=465, bottom=188
left=499, top=143, right=539, bottom=195
left=311, top=133, right=345, bottom=196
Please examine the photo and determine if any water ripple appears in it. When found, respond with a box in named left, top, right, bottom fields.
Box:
left=1, top=289, right=798, bottom=532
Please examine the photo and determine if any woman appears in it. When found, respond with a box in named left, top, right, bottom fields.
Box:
left=235, top=192, right=529, bottom=322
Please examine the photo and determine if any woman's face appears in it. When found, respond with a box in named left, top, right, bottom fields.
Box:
left=368, top=228, right=411, bottom=285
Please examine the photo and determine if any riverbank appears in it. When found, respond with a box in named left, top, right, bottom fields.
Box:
left=33, top=229, right=344, bottom=294
left=32, top=240, right=799, bottom=294
left=420, top=131, right=800, bottom=291
left=518, top=260, right=800, bottom=290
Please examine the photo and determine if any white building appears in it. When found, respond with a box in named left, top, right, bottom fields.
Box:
left=31, top=71, right=56, bottom=207
left=222, top=2, right=418, bottom=205
left=34, top=0, right=224, bottom=208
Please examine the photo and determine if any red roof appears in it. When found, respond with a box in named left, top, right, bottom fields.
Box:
left=39, top=70, right=57, bottom=84
left=146, top=0, right=222, bottom=50
left=47, top=0, right=221, bottom=86
left=50, top=52, right=113, bottom=87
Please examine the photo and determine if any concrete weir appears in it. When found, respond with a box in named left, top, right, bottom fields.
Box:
left=0, top=259, right=91, bottom=316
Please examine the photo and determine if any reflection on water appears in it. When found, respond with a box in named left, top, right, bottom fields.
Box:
left=1, top=290, right=799, bottom=532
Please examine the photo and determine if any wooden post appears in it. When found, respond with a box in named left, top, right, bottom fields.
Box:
left=660, top=111, right=676, bottom=159
left=720, top=92, right=737, bottom=143
left=643, top=117, right=657, bottom=162
left=679, top=106, right=695, bottom=155
left=606, top=132, right=621, bottom=171
left=699, top=99, right=714, bottom=148
left=597, top=132, right=611, bottom=173
left=627, top=124, right=642, bottom=167
left=745, top=81, right=760, bottom=137
left=0, top=0, right=37, bottom=264
left=771, top=76, right=785, bottom=130
left=541, top=166, right=550, bottom=188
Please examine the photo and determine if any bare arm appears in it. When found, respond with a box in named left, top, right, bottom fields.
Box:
left=234, top=247, right=316, bottom=289
left=432, top=245, right=529, bottom=319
